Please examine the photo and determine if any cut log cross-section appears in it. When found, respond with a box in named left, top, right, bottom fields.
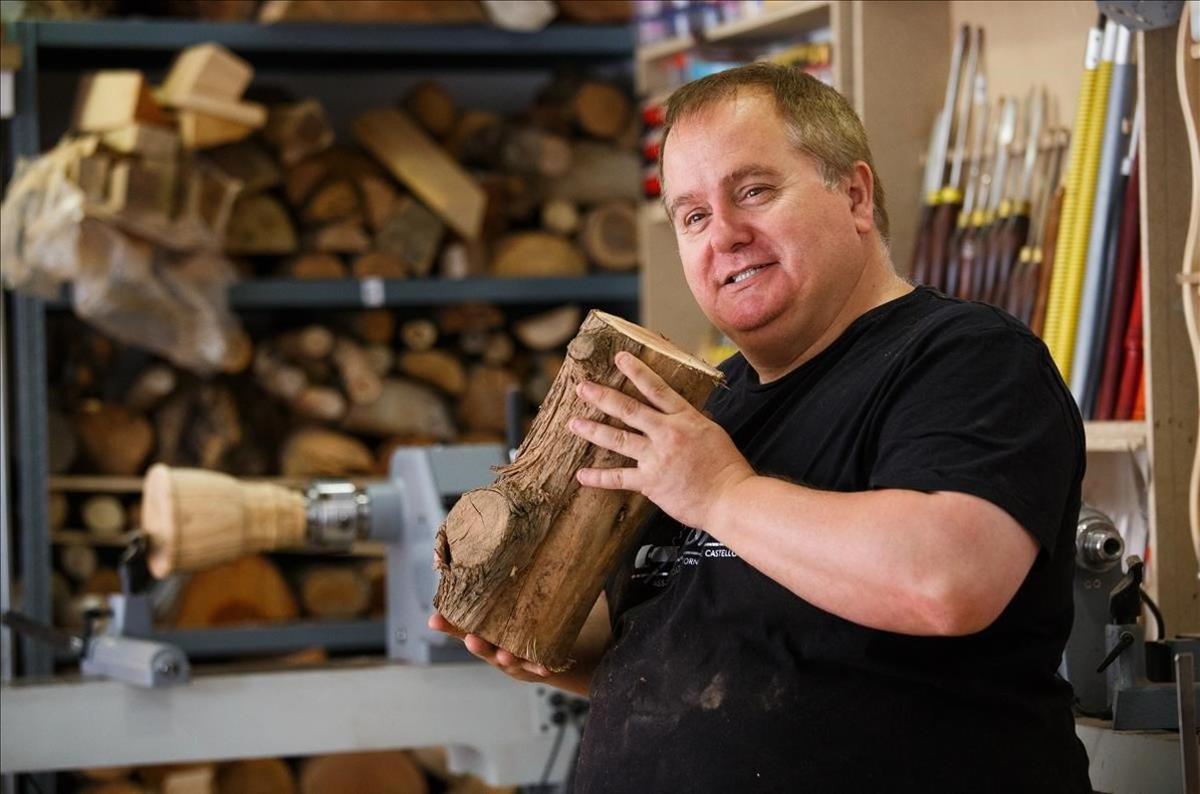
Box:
left=433, top=310, right=723, bottom=670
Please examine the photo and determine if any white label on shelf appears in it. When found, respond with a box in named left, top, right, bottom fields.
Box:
left=360, top=277, right=385, bottom=308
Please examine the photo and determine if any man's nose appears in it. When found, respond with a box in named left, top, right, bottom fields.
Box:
left=708, top=208, right=753, bottom=254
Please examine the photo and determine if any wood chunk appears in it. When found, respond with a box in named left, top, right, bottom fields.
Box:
left=445, top=111, right=506, bottom=167
left=375, top=197, right=444, bottom=277
left=161, top=43, right=253, bottom=104
left=404, top=81, right=456, bottom=139
left=107, top=159, right=177, bottom=218
left=280, top=427, right=374, bottom=476
left=299, top=751, right=427, bottom=794
left=353, top=108, right=485, bottom=240
left=342, top=378, right=456, bottom=440
left=277, top=325, right=335, bottom=360
left=311, top=218, right=371, bottom=254
left=125, top=365, right=177, bottom=413
left=333, top=337, right=384, bottom=405
left=303, top=179, right=359, bottom=222
left=216, top=759, right=296, bottom=794
left=221, top=328, right=254, bottom=374
left=61, top=544, right=99, bottom=583
left=179, top=110, right=256, bottom=149
left=482, top=332, right=515, bottom=366
left=353, top=251, right=408, bottom=279
left=398, top=350, right=467, bottom=396
left=264, top=99, right=334, bottom=166
left=434, top=311, right=723, bottom=669
left=437, top=303, right=505, bottom=335
left=285, top=157, right=330, bottom=207
left=458, top=329, right=490, bottom=357
left=49, top=492, right=69, bottom=531
left=285, top=253, right=347, bottom=280
left=298, top=566, right=370, bottom=619
left=189, top=385, right=242, bottom=470
left=81, top=494, right=126, bottom=537
left=102, top=123, right=179, bottom=161
left=359, top=176, right=399, bottom=232
left=205, top=141, right=282, bottom=192
left=580, top=201, right=638, bottom=270
left=225, top=193, right=297, bottom=254
left=573, top=81, right=633, bottom=140
left=162, top=764, right=215, bottom=794
left=75, top=403, right=154, bottom=475
left=457, top=367, right=519, bottom=436
left=75, top=154, right=112, bottom=203
left=72, top=71, right=169, bottom=132
left=174, top=554, right=299, bottom=628
left=364, top=345, right=395, bottom=376
left=501, top=127, right=571, bottom=177
left=291, top=385, right=348, bottom=422
left=254, top=347, right=309, bottom=400
left=541, top=199, right=580, bottom=236
left=400, top=319, right=438, bottom=352
left=548, top=142, right=641, bottom=203
left=351, top=309, right=396, bottom=345
left=439, top=239, right=487, bottom=280
left=491, top=232, right=587, bottom=278
left=178, top=162, right=241, bottom=242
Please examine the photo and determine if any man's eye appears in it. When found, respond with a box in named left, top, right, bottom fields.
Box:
left=684, top=211, right=706, bottom=226
left=743, top=186, right=771, bottom=200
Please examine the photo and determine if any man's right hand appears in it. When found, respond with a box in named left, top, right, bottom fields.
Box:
left=427, top=612, right=552, bottom=682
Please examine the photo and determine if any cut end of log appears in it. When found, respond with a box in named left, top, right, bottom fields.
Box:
left=592, top=310, right=722, bottom=378
left=435, top=488, right=513, bottom=571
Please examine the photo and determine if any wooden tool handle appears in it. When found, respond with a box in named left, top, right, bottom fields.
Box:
left=142, top=464, right=307, bottom=578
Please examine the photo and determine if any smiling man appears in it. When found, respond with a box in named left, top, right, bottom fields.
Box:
left=432, top=63, right=1091, bottom=793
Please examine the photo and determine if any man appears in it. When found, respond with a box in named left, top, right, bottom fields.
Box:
left=432, top=63, right=1091, bottom=792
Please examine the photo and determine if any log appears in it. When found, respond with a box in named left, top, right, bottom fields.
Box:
left=481, top=0, right=556, bottom=31
left=557, top=0, right=632, bottom=22
left=260, top=0, right=484, bottom=23
left=138, top=764, right=215, bottom=792
left=299, top=752, right=427, bottom=794
left=126, top=365, right=177, bottom=413
left=439, top=239, right=487, bottom=280
left=49, top=492, right=69, bottom=531
left=458, top=330, right=490, bottom=357
left=216, top=759, right=296, bottom=794
left=501, top=127, right=571, bottom=178
left=255, top=347, right=309, bottom=401
left=491, top=232, right=587, bottom=278
left=303, top=179, right=360, bottom=223
left=437, top=303, right=505, bottom=335
left=456, top=366, right=519, bottom=436
left=351, top=310, right=396, bottom=345
left=433, top=310, right=723, bottom=669
left=342, top=378, right=456, bottom=440
left=573, top=81, right=633, bottom=140
left=547, top=142, right=641, bottom=204
left=220, top=328, right=254, bottom=375
left=81, top=494, right=126, bottom=537
left=79, top=783, right=145, bottom=794
left=79, top=767, right=136, bottom=783
left=60, top=543, right=99, bottom=583
left=75, top=403, right=154, bottom=475
left=310, top=218, right=371, bottom=255
left=107, top=158, right=176, bottom=218
left=404, top=81, right=456, bottom=139
left=285, top=157, right=330, bottom=207
left=178, top=110, right=257, bottom=150
left=179, top=161, right=241, bottom=240
left=174, top=554, right=299, bottom=627
left=72, top=71, right=169, bottom=133
left=358, top=176, right=399, bottom=232
left=353, top=108, right=485, bottom=240
left=514, top=305, right=582, bottom=351
left=280, top=427, right=374, bottom=477
left=161, top=764, right=216, bottom=794
left=205, top=140, right=281, bottom=192
left=277, top=325, right=335, bottom=360
left=297, top=565, right=370, bottom=619
left=352, top=250, right=408, bottom=279
left=102, top=123, right=179, bottom=161
left=364, top=345, right=395, bottom=377
left=285, top=252, right=347, bottom=280
left=580, top=201, right=638, bottom=271
left=375, top=196, right=445, bottom=278
left=540, top=199, right=580, bottom=236
left=225, top=193, right=298, bottom=255
left=160, top=43, right=252, bottom=104
left=362, top=558, right=386, bottom=615
left=400, top=319, right=438, bottom=352
left=445, top=111, right=506, bottom=167
left=264, top=99, right=335, bottom=166
left=482, top=332, right=515, bottom=367
left=154, top=390, right=191, bottom=466
left=333, top=337, right=384, bottom=404
left=398, top=350, right=467, bottom=396
left=189, top=385, right=242, bottom=470
left=291, top=386, right=348, bottom=423
left=81, top=568, right=122, bottom=597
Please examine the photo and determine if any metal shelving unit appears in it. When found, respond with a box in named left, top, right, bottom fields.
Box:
left=3, top=17, right=637, bottom=676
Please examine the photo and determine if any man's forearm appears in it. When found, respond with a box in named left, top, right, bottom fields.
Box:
left=708, top=477, right=1039, bottom=636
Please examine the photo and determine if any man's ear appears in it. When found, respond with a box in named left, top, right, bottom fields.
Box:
left=846, top=161, right=875, bottom=235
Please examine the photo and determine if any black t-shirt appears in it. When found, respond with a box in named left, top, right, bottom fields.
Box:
left=571, top=287, right=1092, bottom=793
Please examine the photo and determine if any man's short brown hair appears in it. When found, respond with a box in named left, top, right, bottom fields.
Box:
left=659, top=62, right=889, bottom=241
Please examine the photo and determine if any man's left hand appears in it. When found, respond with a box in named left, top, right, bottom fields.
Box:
left=568, top=350, right=753, bottom=530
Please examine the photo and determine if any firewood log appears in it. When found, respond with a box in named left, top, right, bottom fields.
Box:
left=75, top=402, right=154, bottom=475
left=277, top=325, right=335, bottom=360
left=580, top=200, right=638, bottom=270
left=363, top=346, right=395, bottom=378
left=205, top=140, right=281, bottom=192
left=514, top=305, right=582, bottom=351
left=573, top=81, right=633, bottom=140
left=398, top=350, right=467, bottom=396
left=280, top=427, right=374, bottom=476
left=404, top=81, right=456, bottom=139
left=482, top=332, right=515, bottom=366
left=138, top=764, right=216, bottom=792
left=174, top=554, right=299, bottom=628
left=439, top=239, right=487, bottom=280
left=255, top=347, right=309, bottom=401
left=501, top=127, right=571, bottom=178
left=445, top=111, right=506, bottom=167
left=160, top=42, right=252, bottom=103
left=225, top=193, right=297, bottom=255
left=291, top=385, right=348, bottom=423
left=221, top=329, right=254, bottom=375
left=351, top=309, right=396, bottom=345
left=81, top=494, right=126, bottom=537
left=310, top=218, right=371, bottom=255
left=333, top=337, right=383, bottom=405
left=263, top=99, right=334, bottom=166
left=352, top=251, right=408, bottom=279
left=400, top=319, right=438, bottom=352
left=375, top=197, right=444, bottom=278
left=163, top=765, right=216, bottom=794
left=102, top=123, right=179, bottom=161
left=216, top=759, right=296, bottom=794
left=299, top=752, right=427, bottom=794
left=60, top=544, right=99, bottom=583
left=303, top=179, right=359, bottom=223
left=49, top=492, right=69, bottom=531
left=437, top=303, right=505, bottom=335
left=540, top=198, right=580, bottom=236
left=358, top=176, right=398, bottom=232
left=126, top=365, right=177, bottom=413
left=297, top=565, right=370, bottom=619
left=457, top=366, right=519, bottom=435
left=72, top=71, right=169, bottom=133
left=188, top=385, right=242, bottom=470
left=82, top=568, right=122, bottom=597
left=78, top=782, right=145, bottom=794
left=154, top=390, right=191, bottom=466
left=79, top=767, right=136, bottom=783
left=285, top=157, right=329, bottom=207
left=433, top=311, right=723, bottom=669
left=547, top=142, right=641, bottom=204
left=342, top=379, right=456, bottom=440
left=48, top=407, right=78, bottom=474
left=284, top=252, right=347, bottom=280
left=491, top=232, right=586, bottom=278
left=178, top=110, right=257, bottom=150
left=458, top=330, right=489, bottom=357
left=106, top=158, right=176, bottom=218
left=260, top=0, right=485, bottom=23
left=482, top=0, right=556, bottom=31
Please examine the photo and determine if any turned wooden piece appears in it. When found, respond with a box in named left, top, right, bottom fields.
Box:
left=433, top=311, right=722, bottom=669
left=142, top=464, right=307, bottom=577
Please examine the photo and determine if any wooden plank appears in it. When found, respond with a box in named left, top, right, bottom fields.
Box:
left=1139, top=27, right=1200, bottom=634
left=352, top=108, right=485, bottom=240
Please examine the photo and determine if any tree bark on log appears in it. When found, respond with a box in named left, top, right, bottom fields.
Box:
left=433, top=311, right=722, bottom=670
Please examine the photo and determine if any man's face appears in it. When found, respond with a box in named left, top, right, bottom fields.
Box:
left=662, top=91, right=872, bottom=359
